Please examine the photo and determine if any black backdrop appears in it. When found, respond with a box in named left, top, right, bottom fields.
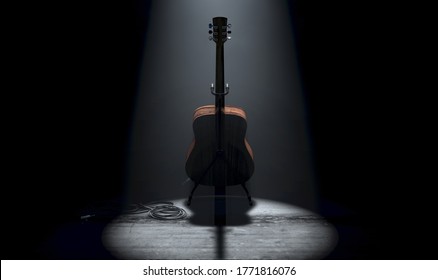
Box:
left=4, top=0, right=435, bottom=259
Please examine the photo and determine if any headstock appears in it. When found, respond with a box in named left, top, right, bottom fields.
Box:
left=208, top=17, right=231, bottom=44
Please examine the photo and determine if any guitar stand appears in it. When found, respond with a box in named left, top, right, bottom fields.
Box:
left=187, top=149, right=253, bottom=206
left=187, top=17, right=253, bottom=209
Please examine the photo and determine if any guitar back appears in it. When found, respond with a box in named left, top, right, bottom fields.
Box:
left=185, top=105, right=254, bottom=186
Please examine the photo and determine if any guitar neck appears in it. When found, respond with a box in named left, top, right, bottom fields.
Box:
left=215, top=43, right=225, bottom=109
left=210, top=16, right=229, bottom=110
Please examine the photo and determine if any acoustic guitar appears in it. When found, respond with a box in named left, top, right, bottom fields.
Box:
left=185, top=17, right=254, bottom=205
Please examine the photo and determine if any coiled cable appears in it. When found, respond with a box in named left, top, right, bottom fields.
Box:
left=81, top=200, right=187, bottom=221
left=123, top=201, right=187, bottom=220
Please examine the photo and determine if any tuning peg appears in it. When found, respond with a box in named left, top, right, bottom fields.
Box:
left=209, top=30, right=213, bottom=34
left=209, top=23, right=213, bottom=28
left=227, top=36, right=231, bottom=40
left=209, top=36, right=213, bottom=41
left=227, top=24, right=232, bottom=28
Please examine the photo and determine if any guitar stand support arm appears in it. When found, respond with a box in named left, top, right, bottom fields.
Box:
left=211, top=83, right=230, bottom=96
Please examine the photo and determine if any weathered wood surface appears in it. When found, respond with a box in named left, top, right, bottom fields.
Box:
left=102, top=198, right=338, bottom=259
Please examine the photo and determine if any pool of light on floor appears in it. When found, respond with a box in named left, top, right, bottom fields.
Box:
left=102, top=197, right=338, bottom=259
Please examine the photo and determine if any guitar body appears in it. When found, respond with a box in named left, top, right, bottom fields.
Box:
left=185, top=105, right=254, bottom=186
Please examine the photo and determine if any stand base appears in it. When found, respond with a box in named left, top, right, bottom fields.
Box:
left=187, top=182, right=253, bottom=206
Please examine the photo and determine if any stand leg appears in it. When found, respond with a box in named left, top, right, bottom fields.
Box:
left=222, top=157, right=253, bottom=206
left=187, top=153, right=220, bottom=205
left=187, top=182, right=200, bottom=206
left=241, top=183, right=253, bottom=206
left=188, top=151, right=253, bottom=207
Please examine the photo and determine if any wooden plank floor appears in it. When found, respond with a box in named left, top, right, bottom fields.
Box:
left=101, top=197, right=338, bottom=259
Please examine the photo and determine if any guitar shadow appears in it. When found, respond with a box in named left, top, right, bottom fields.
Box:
left=185, top=195, right=255, bottom=259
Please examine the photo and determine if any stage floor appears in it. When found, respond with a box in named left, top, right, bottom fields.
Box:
left=102, top=197, right=338, bottom=259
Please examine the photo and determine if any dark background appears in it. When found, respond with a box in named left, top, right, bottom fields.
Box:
left=4, top=1, right=434, bottom=259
